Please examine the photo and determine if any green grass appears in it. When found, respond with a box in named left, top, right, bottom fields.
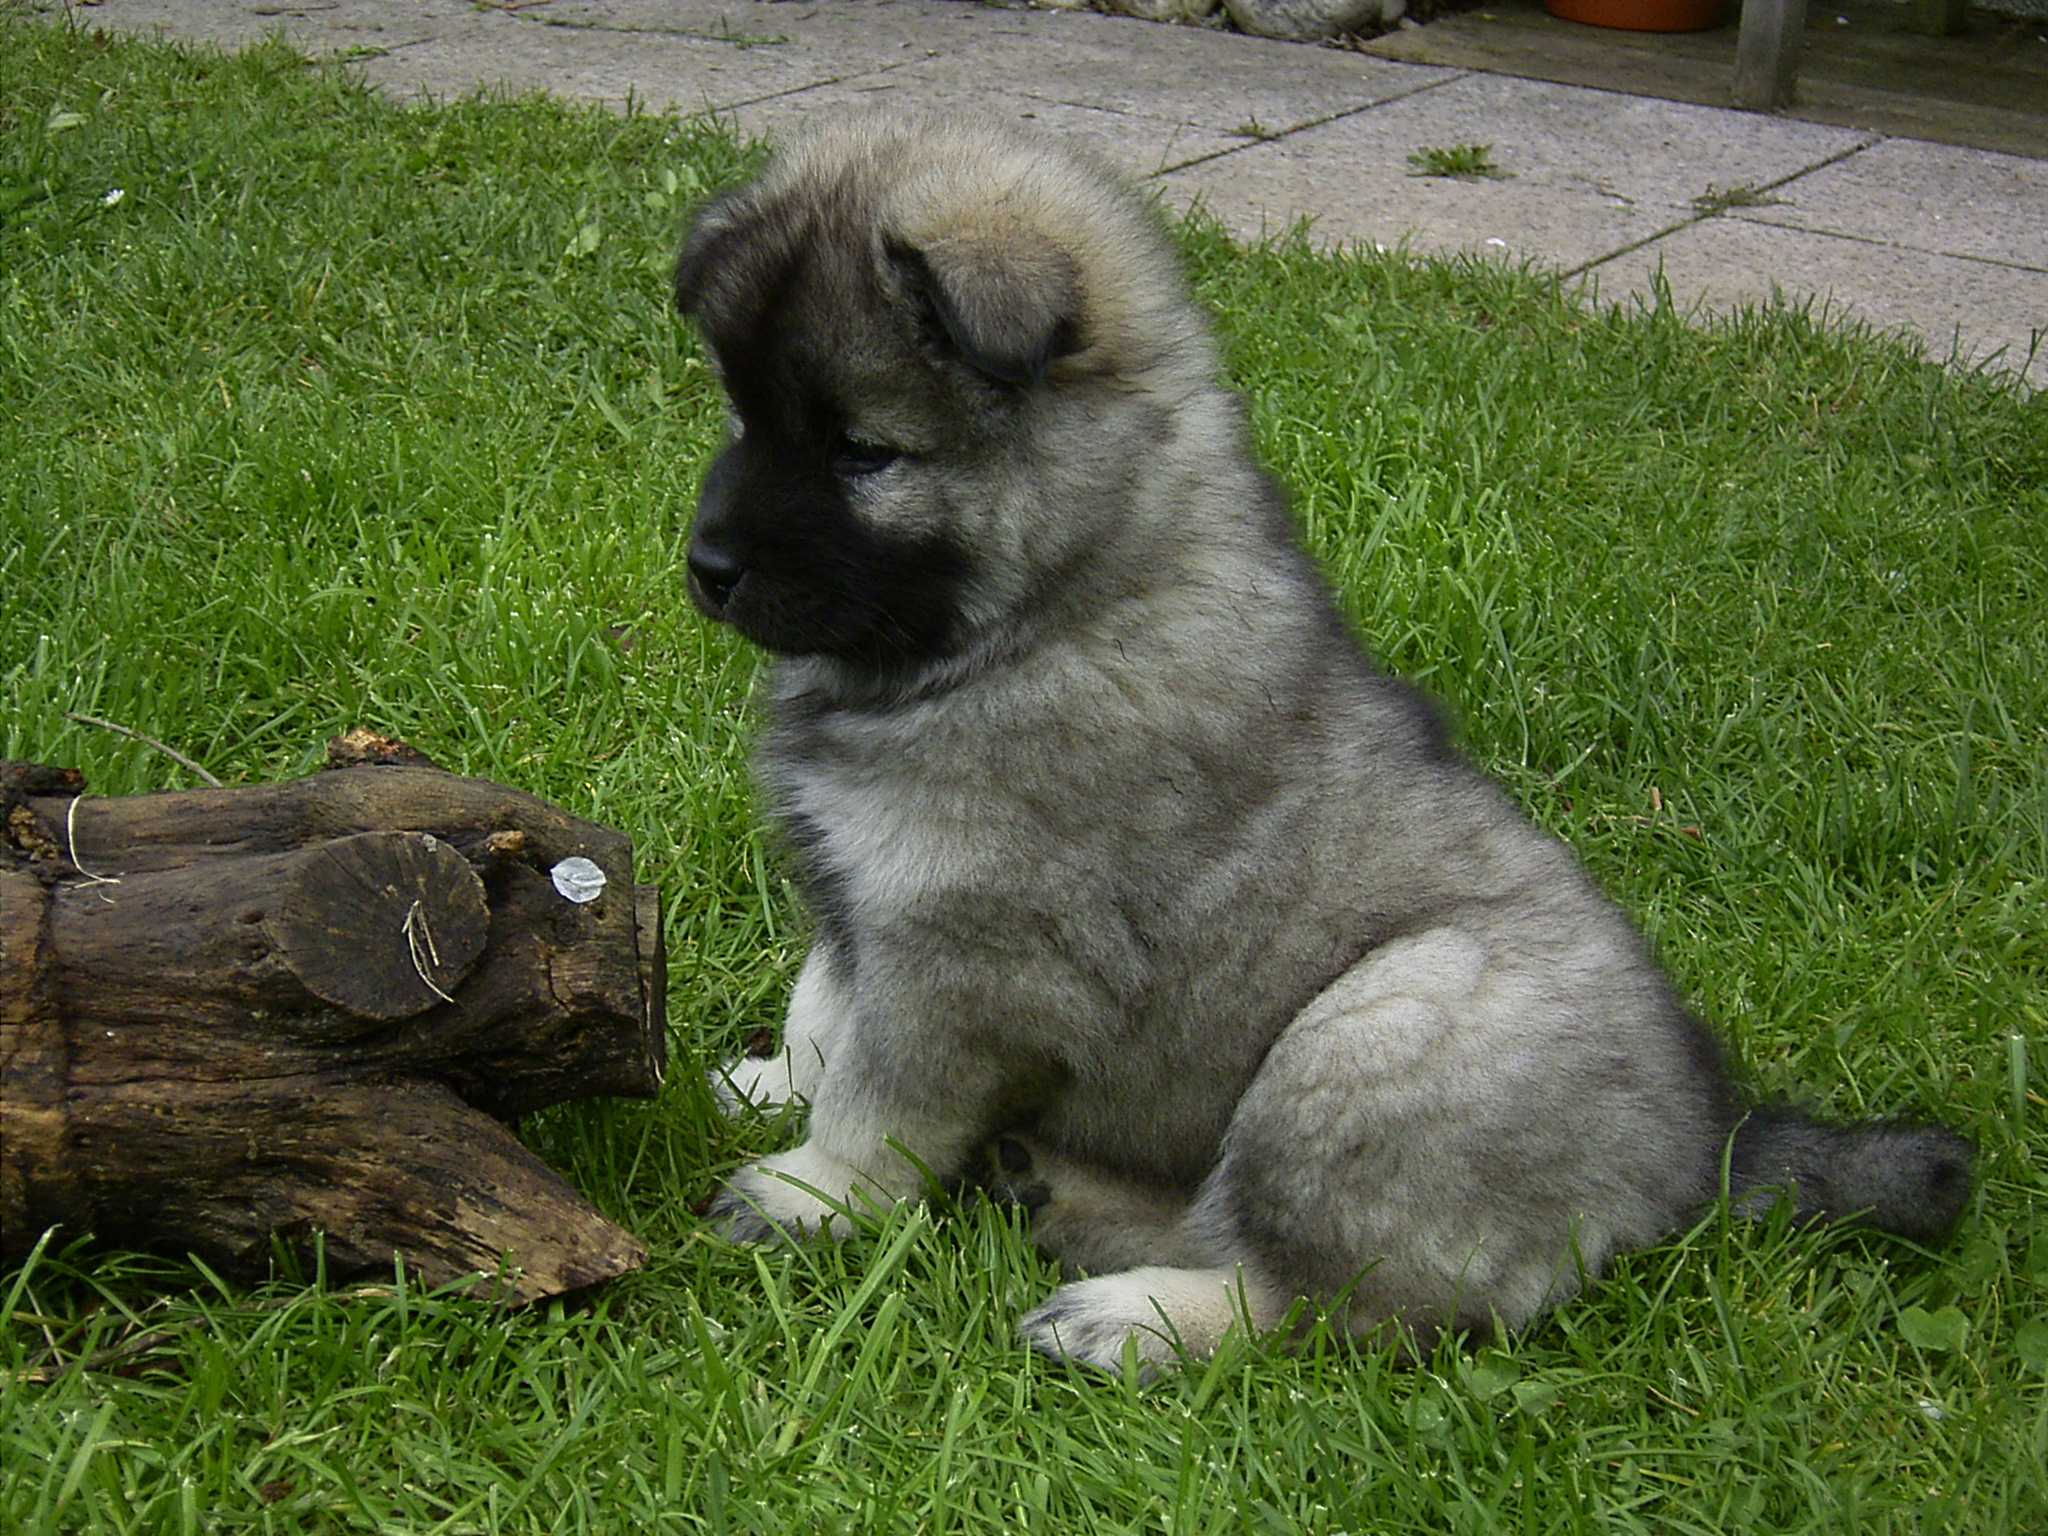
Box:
left=4, top=16, right=2046, bottom=1535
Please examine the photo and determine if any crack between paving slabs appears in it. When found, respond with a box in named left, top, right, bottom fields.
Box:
left=1138, top=69, right=1475, bottom=179
left=1558, top=132, right=1884, bottom=283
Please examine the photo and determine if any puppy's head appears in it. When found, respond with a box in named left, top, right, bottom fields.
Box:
left=674, top=112, right=1212, bottom=674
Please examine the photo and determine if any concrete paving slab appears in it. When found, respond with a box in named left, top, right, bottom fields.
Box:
left=1585, top=218, right=2047, bottom=387
left=61, top=0, right=463, bottom=57
left=354, top=2, right=1458, bottom=176
left=700, top=7, right=1457, bottom=176
left=878, top=6, right=1442, bottom=150
left=1158, top=74, right=1874, bottom=268
left=470, top=0, right=1443, bottom=139
left=716, top=75, right=1256, bottom=180
left=1731, top=137, right=2048, bottom=274
left=1160, top=124, right=1672, bottom=262
left=350, top=1, right=953, bottom=115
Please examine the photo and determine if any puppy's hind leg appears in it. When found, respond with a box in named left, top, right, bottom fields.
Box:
left=1007, top=1142, right=1290, bottom=1371
left=985, top=1138, right=1211, bottom=1275
left=1019, top=1264, right=1291, bottom=1375
left=1020, top=926, right=1720, bottom=1371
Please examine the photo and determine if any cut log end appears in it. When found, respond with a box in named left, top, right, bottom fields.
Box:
left=276, top=831, right=490, bottom=1021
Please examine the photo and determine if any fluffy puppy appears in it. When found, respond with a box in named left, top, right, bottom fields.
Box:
left=673, top=111, right=1972, bottom=1369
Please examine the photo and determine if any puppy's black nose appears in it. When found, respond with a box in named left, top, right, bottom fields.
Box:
left=688, top=541, right=745, bottom=612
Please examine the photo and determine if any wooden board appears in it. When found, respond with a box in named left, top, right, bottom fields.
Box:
left=1356, top=0, right=2048, bottom=159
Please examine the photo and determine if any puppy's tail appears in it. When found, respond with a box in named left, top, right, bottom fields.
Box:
left=1727, top=1106, right=1974, bottom=1243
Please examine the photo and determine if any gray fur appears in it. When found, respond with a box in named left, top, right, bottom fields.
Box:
left=675, top=111, right=1973, bottom=1370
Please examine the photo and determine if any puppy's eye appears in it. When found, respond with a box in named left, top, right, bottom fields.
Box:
left=832, top=436, right=902, bottom=477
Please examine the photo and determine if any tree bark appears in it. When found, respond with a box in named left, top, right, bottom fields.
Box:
left=1, top=740, right=666, bottom=1303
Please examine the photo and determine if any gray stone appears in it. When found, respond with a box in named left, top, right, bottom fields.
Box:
left=1224, top=0, right=1405, bottom=43
left=1100, top=0, right=1224, bottom=21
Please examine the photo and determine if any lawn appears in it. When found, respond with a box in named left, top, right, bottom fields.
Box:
left=3, top=14, right=2045, bottom=1534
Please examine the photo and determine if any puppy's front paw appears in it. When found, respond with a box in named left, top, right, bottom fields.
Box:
left=1019, top=1266, right=1275, bottom=1374
left=1018, top=1273, right=1185, bottom=1374
left=705, top=1148, right=887, bottom=1244
left=711, top=1042, right=808, bottom=1117
left=703, top=1182, right=809, bottom=1246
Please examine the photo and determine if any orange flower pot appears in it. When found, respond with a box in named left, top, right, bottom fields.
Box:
left=1544, top=0, right=1731, bottom=30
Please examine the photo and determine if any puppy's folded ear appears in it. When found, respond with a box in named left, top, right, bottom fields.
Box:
left=887, top=233, right=1081, bottom=387
left=674, top=190, right=747, bottom=318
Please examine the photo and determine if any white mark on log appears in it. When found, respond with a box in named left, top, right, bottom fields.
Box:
left=403, top=899, right=458, bottom=1004
left=64, top=794, right=122, bottom=891
left=550, top=857, right=606, bottom=904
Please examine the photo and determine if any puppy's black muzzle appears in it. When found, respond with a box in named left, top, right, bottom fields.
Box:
left=686, top=446, right=749, bottom=617
left=686, top=539, right=744, bottom=615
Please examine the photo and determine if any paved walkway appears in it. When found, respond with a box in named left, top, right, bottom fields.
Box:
left=84, top=0, right=2047, bottom=389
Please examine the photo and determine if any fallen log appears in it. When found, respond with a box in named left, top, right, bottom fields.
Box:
left=1, top=735, right=666, bottom=1303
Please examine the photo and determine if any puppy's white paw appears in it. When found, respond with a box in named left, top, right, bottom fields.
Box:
left=713, top=954, right=842, bottom=1116
left=711, top=1049, right=810, bottom=1117
left=1018, top=1266, right=1280, bottom=1373
left=706, top=1145, right=891, bottom=1244
left=1018, top=1273, right=1187, bottom=1373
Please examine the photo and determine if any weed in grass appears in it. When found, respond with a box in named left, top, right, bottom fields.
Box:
left=3, top=15, right=2045, bottom=1535
left=1406, top=141, right=1509, bottom=179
